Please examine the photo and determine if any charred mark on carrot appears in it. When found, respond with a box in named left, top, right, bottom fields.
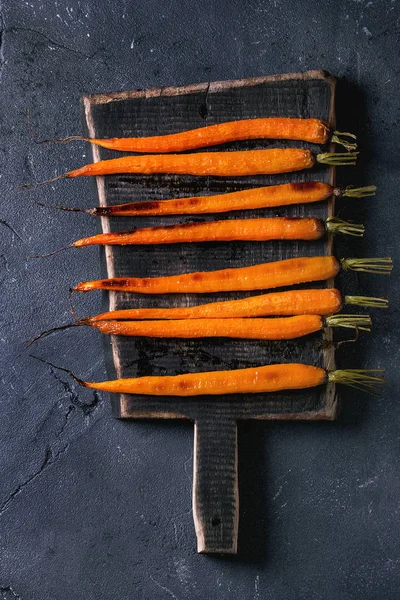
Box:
left=100, top=279, right=132, bottom=288
left=112, top=200, right=162, bottom=213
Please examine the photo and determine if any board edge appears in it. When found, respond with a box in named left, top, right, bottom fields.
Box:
left=82, top=70, right=336, bottom=105
left=83, top=71, right=339, bottom=421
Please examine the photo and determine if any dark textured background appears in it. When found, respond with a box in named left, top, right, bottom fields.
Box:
left=0, top=1, right=398, bottom=598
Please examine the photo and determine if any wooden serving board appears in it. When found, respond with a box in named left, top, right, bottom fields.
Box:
left=82, top=70, right=338, bottom=554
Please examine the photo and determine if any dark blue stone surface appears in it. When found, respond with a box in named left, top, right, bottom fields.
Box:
left=0, top=1, right=398, bottom=598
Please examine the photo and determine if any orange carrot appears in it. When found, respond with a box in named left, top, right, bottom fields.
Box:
left=73, top=217, right=323, bottom=246
left=38, top=217, right=365, bottom=257
left=71, top=217, right=363, bottom=248
left=34, top=360, right=383, bottom=397
left=21, top=150, right=358, bottom=188
left=73, top=256, right=392, bottom=295
left=48, top=183, right=376, bottom=217
left=52, top=118, right=357, bottom=152
left=66, top=149, right=315, bottom=178
left=88, top=314, right=371, bottom=340
left=89, top=289, right=388, bottom=321
left=67, top=149, right=358, bottom=177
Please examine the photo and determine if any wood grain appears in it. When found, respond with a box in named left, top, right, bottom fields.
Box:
left=83, top=70, right=337, bottom=554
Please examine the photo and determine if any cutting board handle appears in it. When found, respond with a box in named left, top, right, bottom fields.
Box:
left=193, top=416, right=238, bottom=554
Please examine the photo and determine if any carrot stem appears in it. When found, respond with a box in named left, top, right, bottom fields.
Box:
left=344, top=295, right=388, bottom=309
left=341, top=257, right=393, bottom=275
left=340, top=185, right=377, bottom=198
left=328, top=369, right=385, bottom=395
left=331, top=131, right=358, bottom=151
left=317, top=152, right=358, bottom=166
left=324, top=314, right=371, bottom=332
left=325, top=217, right=364, bottom=237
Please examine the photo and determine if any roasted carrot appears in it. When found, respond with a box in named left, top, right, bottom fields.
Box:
left=71, top=217, right=366, bottom=249
left=21, top=150, right=357, bottom=188
left=48, top=118, right=357, bottom=152
left=88, top=314, right=372, bottom=339
left=74, top=256, right=393, bottom=294
left=72, top=216, right=327, bottom=246
left=25, top=313, right=372, bottom=350
left=89, top=289, right=388, bottom=321
left=32, top=358, right=384, bottom=396
left=42, top=183, right=376, bottom=218
left=36, top=217, right=365, bottom=258
left=65, top=149, right=357, bottom=177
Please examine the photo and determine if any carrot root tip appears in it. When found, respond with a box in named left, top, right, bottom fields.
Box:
left=29, top=244, right=73, bottom=259
left=68, top=288, right=80, bottom=321
left=30, top=354, right=88, bottom=387
left=22, top=322, right=82, bottom=353
left=33, top=199, right=90, bottom=214
left=35, top=135, right=90, bottom=145
left=17, top=173, right=69, bottom=190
